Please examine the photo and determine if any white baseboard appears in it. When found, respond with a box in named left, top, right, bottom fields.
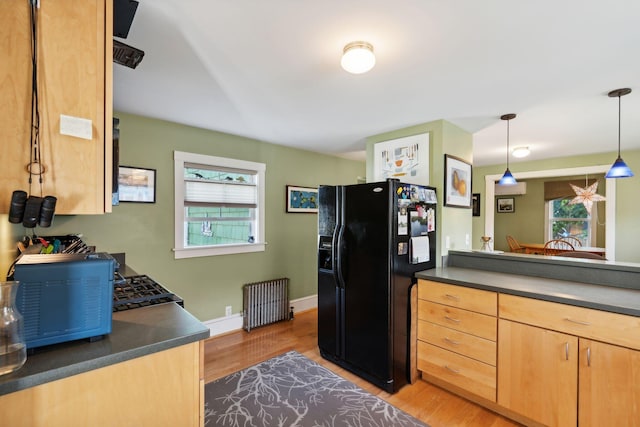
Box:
left=203, top=294, right=318, bottom=337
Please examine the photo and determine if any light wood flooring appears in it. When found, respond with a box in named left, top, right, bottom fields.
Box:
left=203, top=309, right=521, bottom=427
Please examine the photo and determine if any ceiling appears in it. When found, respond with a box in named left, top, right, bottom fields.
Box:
left=113, top=0, right=640, bottom=167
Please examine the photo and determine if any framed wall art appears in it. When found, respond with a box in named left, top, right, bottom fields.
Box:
left=118, top=166, right=156, bottom=203
left=444, top=154, right=472, bottom=208
left=497, top=197, right=515, bottom=213
left=472, top=193, right=481, bottom=216
left=373, top=133, right=429, bottom=185
left=286, top=185, right=318, bottom=213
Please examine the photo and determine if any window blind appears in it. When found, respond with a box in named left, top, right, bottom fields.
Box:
left=184, top=180, right=257, bottom=207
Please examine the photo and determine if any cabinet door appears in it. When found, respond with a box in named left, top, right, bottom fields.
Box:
left=0, top=0, right=112, bottom=214
left=579, top=340, right=640, bottom=427
left=498, top=319, right=578, bottom=427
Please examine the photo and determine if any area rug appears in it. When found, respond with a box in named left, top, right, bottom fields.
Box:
left=204, top=350, right=429, bottom=427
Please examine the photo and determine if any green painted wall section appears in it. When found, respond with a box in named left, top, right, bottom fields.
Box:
left=472, top=150, right=640, bottom=263
left=365, top=120, right=474, bottom=265
left=1, top=112, right=364, bottom=321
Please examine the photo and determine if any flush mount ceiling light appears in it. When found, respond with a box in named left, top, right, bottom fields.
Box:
left=341, top=41, right=375, bottom=74
left=511, top=146, right=530, bottom=158
left=498, top=113, right=518, bottom=185
left=605, top=88, right=634, bottom=178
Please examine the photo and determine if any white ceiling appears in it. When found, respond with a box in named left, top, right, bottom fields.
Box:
left=113, top=0, right=640, bottom=167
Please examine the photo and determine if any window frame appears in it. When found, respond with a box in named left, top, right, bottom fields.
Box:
left=544, top=199, right=598, bottom=246
left=173, top=151, right=266, bottom=259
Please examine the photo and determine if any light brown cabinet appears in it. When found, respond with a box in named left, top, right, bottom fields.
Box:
left=499, top=294, right=640, bottom=427
left=417, top=280, right=640, bottom=426
left=578, top=339, right=640, bottom=427
left=417, top=280, right=498, bottom=402
left=0, top=341, right=204, bottom=426
left=0, top=0, right=113, bottom=214
left=498, top=319, right=578, bottom=426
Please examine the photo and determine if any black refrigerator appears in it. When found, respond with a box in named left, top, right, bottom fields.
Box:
left=317, top=179, right=437, bottom=393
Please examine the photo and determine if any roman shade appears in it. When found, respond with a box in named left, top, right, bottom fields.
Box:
left=543, top=179, right=597, bottom=201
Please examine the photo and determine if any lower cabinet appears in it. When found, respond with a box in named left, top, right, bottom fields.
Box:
left=498, top=319, right=578, bottom=426
left=0, top=341, right=204, bottom=427
left=417, top=280, right=497, bottom=402
left=578, top=339, right=640, bottom=427
left=418, top=280, right=640, bottom=427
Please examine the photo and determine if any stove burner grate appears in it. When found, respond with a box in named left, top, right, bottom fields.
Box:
left=113, top=274, right=184, bottom=312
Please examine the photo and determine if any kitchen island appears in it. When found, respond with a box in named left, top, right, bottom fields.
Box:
left=415, top=250, right=640, bottom=426
left=0, top=302, right=209, bottom=426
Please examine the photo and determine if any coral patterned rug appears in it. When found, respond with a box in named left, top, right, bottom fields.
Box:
left=204, top=350, right=428, bottom=426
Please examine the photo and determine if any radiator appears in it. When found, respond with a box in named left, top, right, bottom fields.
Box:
left=242, top=278, right=290, bottom=332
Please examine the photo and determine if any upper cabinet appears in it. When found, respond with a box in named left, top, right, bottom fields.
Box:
left=0, top=0, right=113, bottom=214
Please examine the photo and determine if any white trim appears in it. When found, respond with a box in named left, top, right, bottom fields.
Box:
left=204, top=294, right=318, bottom=337
left=485, top=165, right=615, bottom=260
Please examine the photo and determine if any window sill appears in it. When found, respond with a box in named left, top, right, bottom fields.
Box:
left=173, top=242, right=266, bottom=259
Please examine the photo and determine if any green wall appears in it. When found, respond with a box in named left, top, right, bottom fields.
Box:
left=472, top=150, right=640, bottom=263
left=1, top=112, right=364, bottom=321
left=365, top=120, right=474, bottom=265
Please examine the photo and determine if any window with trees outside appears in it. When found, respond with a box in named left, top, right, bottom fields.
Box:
left=546, top=198, right=594, bottom=246
left=174, top=151, right=266, bottom=259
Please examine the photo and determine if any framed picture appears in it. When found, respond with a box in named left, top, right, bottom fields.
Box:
left=472, top=193, right=481, bottom=216
left=444, top=154, right=472, bottom=208
left=497, top=197, right=515, bottom=213
left=373, top=133, right=429, bottom=185
left=118, top=166, right=156, bottom=203
left=286, top=185, right=318, bottom=213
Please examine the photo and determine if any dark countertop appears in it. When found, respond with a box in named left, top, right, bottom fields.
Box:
left=0, top=302, right=210, bottom=396
left=416, top=267, right=640, bottom=317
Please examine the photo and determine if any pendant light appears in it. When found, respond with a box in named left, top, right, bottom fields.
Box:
left=498, top=113, right=517, bottom=185
left=605, top=88, right=634, bottom=178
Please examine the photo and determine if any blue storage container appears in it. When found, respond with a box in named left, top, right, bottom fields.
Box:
left=13, top=253, right=115, bottom=349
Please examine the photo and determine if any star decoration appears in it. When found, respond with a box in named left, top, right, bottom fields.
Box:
left=568, top=182, right=606, bottom=214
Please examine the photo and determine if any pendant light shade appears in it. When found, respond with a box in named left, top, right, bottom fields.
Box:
left=341, top=41, right=375, bottom=74
left=605, top=88, right=634, bottom=178
left=498, top=113, right=518, bottom=185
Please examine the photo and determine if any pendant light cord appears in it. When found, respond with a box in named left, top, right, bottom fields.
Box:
left=617, top=94, right=622, bottom=158
left=506, top=119, right=510, bottom=169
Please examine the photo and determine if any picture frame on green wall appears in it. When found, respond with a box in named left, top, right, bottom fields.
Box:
left=286, top=185, right=318, bottom=213
left=497, top=197, right=515, bottom=213
left=472, top=193, right=481, bottom=216
left=444, top=154, right=472, bottom=208
left=118, top=166, right=156, bottom=203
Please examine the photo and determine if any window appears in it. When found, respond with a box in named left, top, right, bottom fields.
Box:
left=174, top=151, right=266, bottom=258
left=546, top=198, right=595, bottom=246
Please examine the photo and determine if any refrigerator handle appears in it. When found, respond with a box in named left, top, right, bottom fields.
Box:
left=335, top=224, right=346, bottom=289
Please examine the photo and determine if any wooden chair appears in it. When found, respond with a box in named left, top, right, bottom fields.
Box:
left=555, top=251, right=606, bottom=260
left=543, top=239, right=575, bottom=255
left=506, top=235, right=526, bottom=253
left=561, top=236, right=582, bottom=247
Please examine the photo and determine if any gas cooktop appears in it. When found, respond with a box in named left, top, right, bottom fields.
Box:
left=113, top=274, right=184, bottom=312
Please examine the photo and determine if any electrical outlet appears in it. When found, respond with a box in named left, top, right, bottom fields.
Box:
left=445, top=236, right=451, bottom=249
left=465, top=234, right=470, bottom=246
left=225, top=306, right=232, bottom=317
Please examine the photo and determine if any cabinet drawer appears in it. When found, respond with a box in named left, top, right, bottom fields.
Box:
left=499, top=294, right=640, bottom=351
left=418, top=320, right=496, bottom=365
left=418, top=280, right=497, bottom=316
left=418, top=300, right=497, bottom=341
left=418, top=341, right=496, bottom=402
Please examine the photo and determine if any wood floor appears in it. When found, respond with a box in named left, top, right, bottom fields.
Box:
left=203, top=309, right=522, bottom=427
